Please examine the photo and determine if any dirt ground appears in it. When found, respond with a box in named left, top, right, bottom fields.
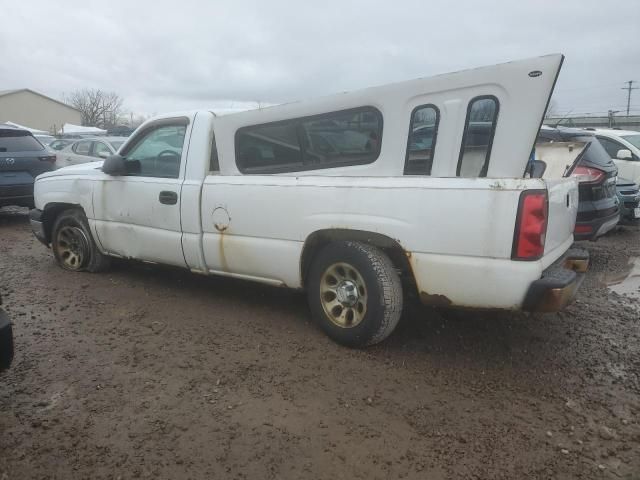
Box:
left=1, top=206, right=639, bottom=480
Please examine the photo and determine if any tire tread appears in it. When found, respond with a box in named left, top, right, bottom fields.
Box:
left=345, top=241, right=403, bottom=345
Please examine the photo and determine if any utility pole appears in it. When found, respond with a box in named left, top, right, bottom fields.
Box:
left=622, top=80, right=638, bottom=116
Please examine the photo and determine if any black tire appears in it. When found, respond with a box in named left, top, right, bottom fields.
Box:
left=51, top=209, right=111, bottom=273
left=307, top=241, right=403, bottom=347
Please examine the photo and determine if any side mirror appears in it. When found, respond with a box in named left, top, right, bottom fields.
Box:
left=617, top=149, right=633, bottom=160
left=97, top=151, right=110, bottom=159
left=102, top=154, right=127, bottom=175
left=529, top=160, right=547, bottom=178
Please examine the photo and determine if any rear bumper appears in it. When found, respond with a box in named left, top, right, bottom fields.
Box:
left=522, top=248, right=589, bottom=312
left=29, top=208, right=48, bottom=246
left=0, top=308, right=13, bottom=371
left=574, top=210, right=620, bottom=241
left=0, top=170, right=36, bottom=207
left=0, top=184, right=34, bottom=207
left=617, top=188, right=640, bottom=224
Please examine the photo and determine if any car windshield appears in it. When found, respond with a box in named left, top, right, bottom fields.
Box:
left=0, top=130, right=45, bottom=152
left=621, top=134, right=640, bottom=149
left=109, top=140, right=125, bottom=150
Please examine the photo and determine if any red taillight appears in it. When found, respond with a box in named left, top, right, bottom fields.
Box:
left=574, top=225, right=593, bottom=234
left=512, top=190, right=548, bottom=260
left=571, top=166, right=605, bottom=184
left=38, top=155, right=56, bottom=163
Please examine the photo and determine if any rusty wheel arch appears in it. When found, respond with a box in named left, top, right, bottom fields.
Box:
left=300, top=229, right=417, bottom=293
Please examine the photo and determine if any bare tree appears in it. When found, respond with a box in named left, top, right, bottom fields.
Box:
left=64, top=89, right=124, bottom=128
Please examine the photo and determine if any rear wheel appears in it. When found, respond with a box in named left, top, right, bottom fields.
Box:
left=51, top=209, right=110, bottom=273
left=307, top=241, right=403, bottom=347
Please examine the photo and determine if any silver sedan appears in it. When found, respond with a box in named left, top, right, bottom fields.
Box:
left=55, top=137, right=127, bottom=168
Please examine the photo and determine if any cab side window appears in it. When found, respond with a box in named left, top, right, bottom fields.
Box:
left=124, top=123, right=187, bottom=178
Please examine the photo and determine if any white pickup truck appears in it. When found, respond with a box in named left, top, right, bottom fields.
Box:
left=30, top=54, right=588, bottom=347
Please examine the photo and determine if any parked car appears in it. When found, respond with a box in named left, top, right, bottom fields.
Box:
left=536, top=126, right=619, bottom=241
left=48, top=139, right=74, bottom=151
left=30, top=54, right=588, bottom=347
left=616, top=178, right=640, bottom=224
left=0, top=293, right=13, bottom=371
left=107, top=125, right=135, bottom=136
left=589, top=128, right=640, bottom=184
left=0, top=125, right=56, bottom=208
left=55, top=137, right=127, bottom=168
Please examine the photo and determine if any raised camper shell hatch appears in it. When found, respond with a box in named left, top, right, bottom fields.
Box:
left=210, top=54, right=565, bottom=178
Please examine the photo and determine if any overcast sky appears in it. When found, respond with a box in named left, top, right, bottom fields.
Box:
left=1, top=0, right=638, bottom=118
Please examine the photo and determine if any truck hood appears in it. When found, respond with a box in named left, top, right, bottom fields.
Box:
left=37, top=161, right=104, bottom=180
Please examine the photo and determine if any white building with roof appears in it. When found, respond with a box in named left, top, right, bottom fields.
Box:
left=0, top=89, right=82, bottom=134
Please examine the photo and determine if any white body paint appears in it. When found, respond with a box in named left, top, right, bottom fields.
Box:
left=34, top=54, right=579, bottom=309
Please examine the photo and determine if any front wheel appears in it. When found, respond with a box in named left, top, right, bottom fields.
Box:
left=307, top=241, right=403, bottom=347
left=51, top=209, right=111, bottom=273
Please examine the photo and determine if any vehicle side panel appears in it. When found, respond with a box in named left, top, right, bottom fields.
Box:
left=198, top=176, right=562, bottom=309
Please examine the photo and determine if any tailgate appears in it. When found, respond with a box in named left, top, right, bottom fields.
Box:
left=544, top=177, right=579, bottom=256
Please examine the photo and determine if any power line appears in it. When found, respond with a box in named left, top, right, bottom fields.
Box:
left=554, top=82, right=621, bottom=93
left=622, top=80, right=638, bottom=116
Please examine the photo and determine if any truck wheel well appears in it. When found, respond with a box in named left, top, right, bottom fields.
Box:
left=300, top=229, right=416, bottom=292
left=41, top=203, right=84, bottom=244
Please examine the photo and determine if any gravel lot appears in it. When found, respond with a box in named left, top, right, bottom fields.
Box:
left=1, top=206, right=639, bottom=479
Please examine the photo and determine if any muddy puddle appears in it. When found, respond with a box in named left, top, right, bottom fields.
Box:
left=601, top=257, right=640, bottom=305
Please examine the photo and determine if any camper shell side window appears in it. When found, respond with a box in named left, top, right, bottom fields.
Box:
left=404, top=104, right=440, bottom=175
left=457, top=96, right=499, bottom=178
left=235, top=107, right=383, bottom=174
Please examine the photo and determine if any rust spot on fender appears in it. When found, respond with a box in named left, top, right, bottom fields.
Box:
left=218, top=228, right=228, bottom=272
left=420, top=292, right=453, bottom=307
left=214, top=223, right=228, bottom=232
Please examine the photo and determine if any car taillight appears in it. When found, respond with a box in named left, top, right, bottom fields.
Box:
left=512, top=190, right=548, bottom=261
left=38, top=155, right=56, bottom=163
left=574, top=225, right=593, bottom=234
left=571, top=166, right=605, bottom=184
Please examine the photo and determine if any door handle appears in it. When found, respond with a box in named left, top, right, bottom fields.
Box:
left=159, top=191, right=178, bottom=205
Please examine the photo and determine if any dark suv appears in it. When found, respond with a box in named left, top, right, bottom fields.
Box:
left=537, top=127, right=619, bottom=241
left=0, top=125, right=56, bottom=208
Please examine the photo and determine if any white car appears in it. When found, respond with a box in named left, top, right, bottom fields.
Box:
left=590, top=128, right=640, bottom=184
left=55, top=137, right=127, bottom=168
left=34, top=134, right=56, bottom=146
left=30, top=54, right=587, bottom=347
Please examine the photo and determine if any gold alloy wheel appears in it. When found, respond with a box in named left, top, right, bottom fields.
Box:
left=319, top=262, right=367, bottom=328
left=54, top=225, right=89, bottom=270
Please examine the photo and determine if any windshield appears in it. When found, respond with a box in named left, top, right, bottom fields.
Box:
left=0, top=130, right=45, bottom=152
left=621, top=134, right=640, bottom=149
left=109, top=140, right=125, bottom=150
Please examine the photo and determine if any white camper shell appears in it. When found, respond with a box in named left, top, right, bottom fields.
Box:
left=31, top=54, right=588, bottom=347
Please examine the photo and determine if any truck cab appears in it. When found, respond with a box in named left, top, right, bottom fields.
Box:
left=30, top=54, right=587, bottom=347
